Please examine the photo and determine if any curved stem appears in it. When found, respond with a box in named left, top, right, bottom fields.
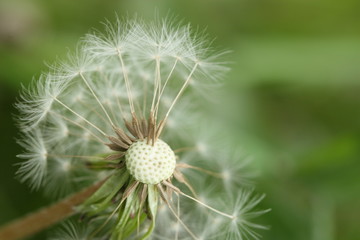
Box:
left=0, top=180, right=106, bottom=240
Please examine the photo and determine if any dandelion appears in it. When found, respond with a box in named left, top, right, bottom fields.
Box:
left=1, top=17, right=268, bottom=240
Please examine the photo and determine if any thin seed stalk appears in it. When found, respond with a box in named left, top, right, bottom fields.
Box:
left=0, top=180, right=106, bottom=240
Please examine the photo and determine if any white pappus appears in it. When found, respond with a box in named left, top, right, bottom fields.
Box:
left=15, top=16, right=269, bottom=240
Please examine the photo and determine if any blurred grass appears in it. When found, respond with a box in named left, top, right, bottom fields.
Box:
left=0, top=0, right=359, bottom=239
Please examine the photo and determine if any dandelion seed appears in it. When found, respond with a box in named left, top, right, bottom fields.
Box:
left=220, top=191, right=271, bottom=240
left=50, top=221, right=99, bottom=240
left=14, top=16, right=268, bottom=240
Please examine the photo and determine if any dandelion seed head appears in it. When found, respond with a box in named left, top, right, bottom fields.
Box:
left=15, top=15, right=268, bottom=240
left=125, top=139, right=176, bottom=184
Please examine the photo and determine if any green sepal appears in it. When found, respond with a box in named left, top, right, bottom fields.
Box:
left=122, top=213, right=147, bottom=239
left=85, top=154, right=123, bottom=171
left=115, top=180, right=137, bottom=230
left=111, top=181, right=139, bottom=240
left=140, top=185, right=158, bottom=240
left=79, top=168, right=130, bottom=215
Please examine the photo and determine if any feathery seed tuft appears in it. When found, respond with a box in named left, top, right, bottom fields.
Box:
left=14, top=16, right=268, bottom=240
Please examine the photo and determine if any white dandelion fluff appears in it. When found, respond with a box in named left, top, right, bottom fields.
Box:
left=14, top=16, right=268, bottom=240
left=221, top=191, right=271, bottom=240
left=16, top=129, right=47, bottom=189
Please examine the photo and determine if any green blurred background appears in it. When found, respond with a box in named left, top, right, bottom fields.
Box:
left=0, top=0, right=359, bottom=239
